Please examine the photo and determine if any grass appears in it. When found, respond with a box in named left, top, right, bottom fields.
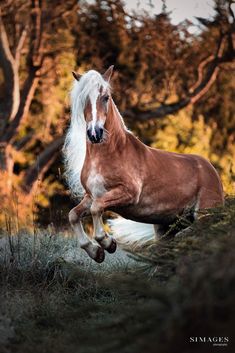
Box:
left=0, top=197, right=235, bottom=353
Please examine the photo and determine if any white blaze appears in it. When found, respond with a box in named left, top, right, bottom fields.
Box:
left=89, top=86, right=99, bottom=134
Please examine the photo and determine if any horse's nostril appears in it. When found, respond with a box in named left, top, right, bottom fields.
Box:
left=87, top=129, right=92, bottom=140
left=99, top=128, right=103, bottom=139
left=95, top=127, right=103, bottom=141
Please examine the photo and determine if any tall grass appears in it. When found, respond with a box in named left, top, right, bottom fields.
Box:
left=0, top=197, right=234, bottom=353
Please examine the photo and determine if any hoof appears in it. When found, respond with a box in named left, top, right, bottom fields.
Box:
left=106, top=238, right=117, bottom=254
left=94, top=246, right=105, bottom=263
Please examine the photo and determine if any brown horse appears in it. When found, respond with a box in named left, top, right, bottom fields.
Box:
left=63, top=66, right=224, bottom=263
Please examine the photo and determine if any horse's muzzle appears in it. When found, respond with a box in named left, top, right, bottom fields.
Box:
left=87, top=127, right=103, bottom=144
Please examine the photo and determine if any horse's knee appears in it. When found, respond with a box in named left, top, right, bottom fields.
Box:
left=69, top=209, right=78, bottom=225
left=69, top=202, right=91, bottom=225
left=69, top=209, right=81, bottom=225
left=90, top=201, right=102, bottom=215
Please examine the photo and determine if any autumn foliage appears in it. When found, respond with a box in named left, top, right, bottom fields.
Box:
left=0, top=0, right=234, bottom=227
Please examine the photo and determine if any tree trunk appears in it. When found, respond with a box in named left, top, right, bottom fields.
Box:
left=2, top=70, right=40, bottom=144
left=22, top=137, right=64, bottom=194
left=0, top=143, right=7, bottom=170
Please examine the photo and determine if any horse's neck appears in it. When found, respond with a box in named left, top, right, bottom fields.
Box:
left=87, top=99, right=127, bottom=156
left=106, top=99, right=126, bottom=138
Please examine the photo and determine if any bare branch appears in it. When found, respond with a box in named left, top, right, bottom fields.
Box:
left=124, top=98, right=190, bottom=121
left=30, top=0, right=44, bottom=66
left=0, top=0, right=45, bottom=142
left=0, top=8, right=14, bottom=64
left=228, top=0, right=235, bottom=21
left=2, top=69, right=40, bottom=143
left=0, top=8, right=20, bottom=122
left=22, top=136, right=64, bottom=194
left=127, top=34, right=234, bottom=121
left=14, top=131, right=34, bottom=150
left=189, top=55, right=214, bottom=93
left=189, top=35, right=226, bottom=104
left=15, top=26, right=28, bottom=64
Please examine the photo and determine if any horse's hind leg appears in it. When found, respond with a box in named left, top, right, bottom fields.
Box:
left=196, top=188, right=224, bottom=213
left=69, top=194, right=105, bottom=263
left=173, top=205, right=197, bottom=238
left=154, top=224, right=170, bottom=240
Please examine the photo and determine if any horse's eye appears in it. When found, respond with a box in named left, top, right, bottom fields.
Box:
left=103, top=95, right=109, bottom=103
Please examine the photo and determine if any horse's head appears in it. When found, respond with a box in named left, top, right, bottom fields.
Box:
left=72, top=66, right=114, bottom=144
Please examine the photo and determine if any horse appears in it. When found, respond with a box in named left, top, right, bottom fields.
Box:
left=63, top=66, right=224, bottom=263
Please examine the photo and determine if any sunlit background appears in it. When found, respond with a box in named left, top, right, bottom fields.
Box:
left=0, top=0, right=234, bottom=229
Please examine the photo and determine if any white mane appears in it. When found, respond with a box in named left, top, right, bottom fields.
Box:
left=63, top=70, right=110, bottom=197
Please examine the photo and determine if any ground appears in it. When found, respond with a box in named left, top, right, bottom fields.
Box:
left=0, top=198, right=235, bottom=353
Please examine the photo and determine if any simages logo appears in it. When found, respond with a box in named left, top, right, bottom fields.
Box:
left=189, top=336, right=229, bottom=347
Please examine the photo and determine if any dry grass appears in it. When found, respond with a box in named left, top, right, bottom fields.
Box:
left=0, top=197, right=235, bottom=353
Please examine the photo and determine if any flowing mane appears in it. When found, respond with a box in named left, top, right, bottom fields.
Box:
left=63, top=70, right=110, bottom=197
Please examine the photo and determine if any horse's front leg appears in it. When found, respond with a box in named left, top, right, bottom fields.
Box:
left=69, top=194, right=105, bottom=263
left=91, top=186, right=137, bottom=253
left=92, top=211, right=117, bottom=253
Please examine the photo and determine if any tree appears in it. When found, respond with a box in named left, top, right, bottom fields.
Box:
left=0, top=0, right=78, bottom=193
left=0, top=0, right=234, bottom=227
left=74, top=0, right=234, bottom=120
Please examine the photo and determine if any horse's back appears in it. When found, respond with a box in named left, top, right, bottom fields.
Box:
left=148, top=147, right=224, bottom=208
left=125, top=134, right=224, bottom=209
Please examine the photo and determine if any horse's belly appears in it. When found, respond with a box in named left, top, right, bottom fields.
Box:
left=110, top=188, right=197, bottom=225
left=110, top=204, right=179, bottom=225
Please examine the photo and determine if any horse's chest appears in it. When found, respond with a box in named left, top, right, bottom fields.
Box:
left=86, top=168, right=106, bottom=198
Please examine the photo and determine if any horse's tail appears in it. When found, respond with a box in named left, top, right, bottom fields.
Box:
left=108, top=217, right=155, bottom=247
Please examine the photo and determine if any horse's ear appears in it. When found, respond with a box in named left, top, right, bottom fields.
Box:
left=72, top=71, right=82, bottom=81
left=103, top=65, right=114, bottom=82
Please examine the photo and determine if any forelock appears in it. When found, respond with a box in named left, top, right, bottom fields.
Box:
left=72, top=70, right=110, bottom=110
